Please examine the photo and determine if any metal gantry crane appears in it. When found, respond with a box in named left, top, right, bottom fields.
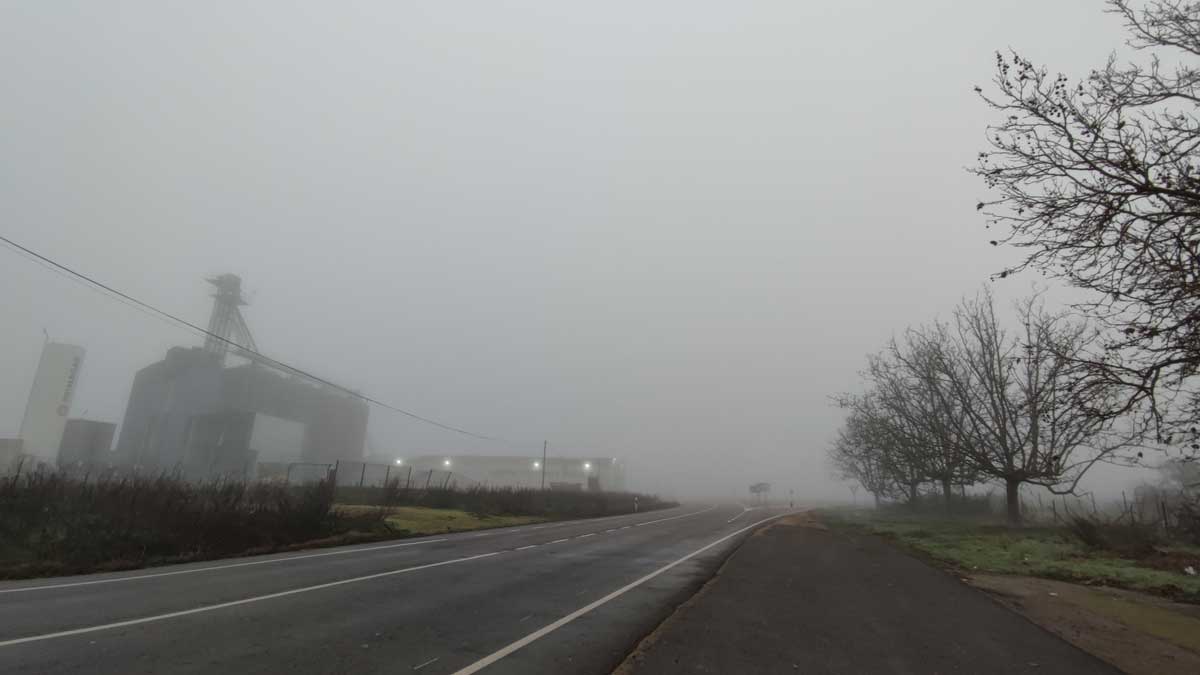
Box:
left=203, top=274, right=258, bottom=366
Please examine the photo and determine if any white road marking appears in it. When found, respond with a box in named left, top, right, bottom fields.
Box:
left=577, top=533, right=596, bottom=538
left=0, top=504, right=723, bottom=646
left=413, top=657, right=439, bottom=670
left=0, top=551, right=501, bottom=648
left=633, top=505, right=719, bottom=527
left=0, top=538, right=449, bottom=595
left=519, top=615, right=532, bottom=623
left=450, top=512, right=790, bottom=675
left=605, top=529, right=617, bottom=533
left=727, top=506, right=755, bottom=524
left=515, top=545, right=538, bottom=551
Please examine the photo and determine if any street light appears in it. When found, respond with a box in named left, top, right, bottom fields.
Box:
left=443, top=459, right=452, bottom=468
left=583, top=462, right=592, bottom=471
left=394, top=458, right=403, bottom=465
left=532, top=461, right=541, bottom=470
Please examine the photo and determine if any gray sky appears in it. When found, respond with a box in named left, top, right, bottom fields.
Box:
left=1, top=1, right=1146, bottom=498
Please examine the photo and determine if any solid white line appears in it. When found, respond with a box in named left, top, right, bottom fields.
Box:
left=0, top=538, right=449, bottom=595
left=0, top=551, right=501, bottom=648
left=515, top=545, right=538, bottom=551
left=450, top=512, right=790, bottom=675
left=413, top=657, right=439, bottom=670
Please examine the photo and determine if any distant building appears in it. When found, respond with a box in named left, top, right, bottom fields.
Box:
left=395, top=455, right=627, bottom=492
left=18, top=342, right=86, bottom=468
left=57, top=419, right=117, bottom=471
left=0, top=438, right=23, bottom=475
left=182, top=411, right=305, bottom=480
left=115, top=346, right=369, bottom=480
left=116, top=347, right=223, bottom=471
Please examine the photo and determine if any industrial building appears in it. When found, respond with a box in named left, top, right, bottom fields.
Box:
left=16, top=342, right=86, bottom=469
left=57, top=418, right=117, bottom=472
left=395, top=455, right=627, bottom=492
left=114, top=275, right=369, bottom=480
left=2, top=341, right=95, bottom=475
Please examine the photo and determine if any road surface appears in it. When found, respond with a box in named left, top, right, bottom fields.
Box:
left=0, top=503, right=780, bottom=674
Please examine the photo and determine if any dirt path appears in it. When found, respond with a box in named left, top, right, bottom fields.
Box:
left=970, top=574, right=1200, bottom=675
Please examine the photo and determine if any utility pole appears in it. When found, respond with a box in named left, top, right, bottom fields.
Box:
left=541, top=440, right=548, bottom=490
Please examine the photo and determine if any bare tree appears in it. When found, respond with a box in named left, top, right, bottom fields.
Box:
left=866, top=330, right=979, bottom=512
left=829, top=408, right=899, bottom=508
left=973, top=1, right=1200, bottom=451
left=930, top=291, right=1131, bottom=523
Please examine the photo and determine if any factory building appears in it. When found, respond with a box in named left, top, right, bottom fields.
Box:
left=114, top=275, right=368, bottom=480
left=57, top=418, right=117, bottom=472
left=396, top=455, right=627, bottom=492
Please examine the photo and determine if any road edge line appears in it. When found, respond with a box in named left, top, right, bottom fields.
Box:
left=449, top=511, right=791, bottom=675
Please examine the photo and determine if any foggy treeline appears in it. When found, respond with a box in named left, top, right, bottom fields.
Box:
left=831, top=0, right=1200, bottom=523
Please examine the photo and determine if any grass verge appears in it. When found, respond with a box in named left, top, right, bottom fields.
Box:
left=335, top=505, right=549, bottom=535
left=819, top=508, right=1200, bottom=603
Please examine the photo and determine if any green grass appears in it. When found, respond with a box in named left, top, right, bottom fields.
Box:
left=336, top=505, right=548, bottom=536
left=820, top=509, right=1200, bottom=602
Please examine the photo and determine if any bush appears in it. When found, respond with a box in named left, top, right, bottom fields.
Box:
left=1065, top=515, right=1160, bottom=556
left=0, top=473, right=335, bottom=574
left=1066, top=516, right=1106, bottom=549
left=879, top=492, right=994, bottom=517
left=0, top=472, right=673, bottom=577
left=1176, top=497, right=1200, bottom=546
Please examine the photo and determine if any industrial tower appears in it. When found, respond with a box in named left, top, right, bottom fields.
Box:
left=203, top=274, right=258, bottom=365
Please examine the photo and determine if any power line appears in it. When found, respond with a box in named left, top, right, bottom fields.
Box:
left=0, top=234, right=511, bottom=443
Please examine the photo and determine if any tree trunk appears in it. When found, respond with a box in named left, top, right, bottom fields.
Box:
left=907, top=481, right=920, bottom=509
left=941, top=478, right=953, bottom=514
left=872, top=493, right=881, bottom=509
left=1005, top=477, right=1022, bottom=525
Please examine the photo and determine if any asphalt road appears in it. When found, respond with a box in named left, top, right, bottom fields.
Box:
left=0, top=503, right=782, bottom=674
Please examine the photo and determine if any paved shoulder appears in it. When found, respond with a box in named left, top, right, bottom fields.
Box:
left=616, top=515, right=1120, bottom=675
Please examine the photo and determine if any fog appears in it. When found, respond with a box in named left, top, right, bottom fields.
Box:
left=1, top=1, right=1152, bottom=499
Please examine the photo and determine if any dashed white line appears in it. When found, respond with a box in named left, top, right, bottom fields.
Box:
left=0, top=538, right=449, bottom=595
left=605, top=529, right=617, bottom=533
left=633, top=505, right=718, bottom=527
left=727, top=506, right=755, bottom=524
left=0, top=551, right=501, bottom=648
left=515, top=545, right=538, bottom=551
left=413, top=657, right=439, bottom=670
left=577, top=533, right=596, bottom=539
left=549, top=538, right=569, bottom=544
left=450, top=512, right=791, bottom=675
